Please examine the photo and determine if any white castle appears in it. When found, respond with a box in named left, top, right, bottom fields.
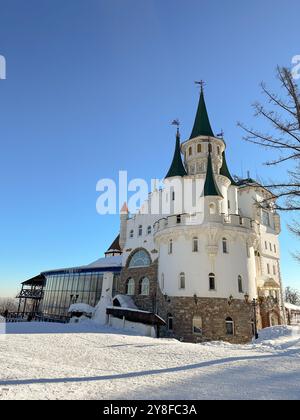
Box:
left=115, top=86, right=285, bottom=342
left=18, top=86, right=286, bottom=343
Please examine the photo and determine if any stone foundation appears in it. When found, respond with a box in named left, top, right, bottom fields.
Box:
left=156, top=288, right=254, bottom=344
left=117, top=261, right=282, bottom=344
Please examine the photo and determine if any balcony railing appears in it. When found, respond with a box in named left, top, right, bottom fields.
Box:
left=153, top=212, right=253, bottom=234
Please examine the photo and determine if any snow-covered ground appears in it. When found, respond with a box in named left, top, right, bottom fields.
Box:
left=0, top=323, right=300, bottom=400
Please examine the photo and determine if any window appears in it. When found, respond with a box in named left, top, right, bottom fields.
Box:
left=273, top=265, right=276, bottom=275
left=238, top=275, right=243, bottom=293
left=274, top=244, right=277, bottom=253
left=126, top=278, right=135, bottom=295
left=209, top=273, right=216, bottom=291
left=172, top=191, right=175, bottom=201
left=129, top=230, right=134, bottom=239
left=222, top=238, right=228, bottom=254
left=228, top=200, right=231, bottom=210
left=225, top=317, right=234, bottom=335
left=197, top=143, right=202, bottom=153
left=193, top=237, right=199, bottom=252
left=147, top=225, right=151, bottom=235
left=179, top=272, right=185, bottom=289
left=167, top=314, right=173, bottom=331
left=246, top=243, right=250, bottom=258
left=128, top=249, right=151, bottom=268
left=209, top=202, right=216, bottom=215
left=138, top=225, right=143, bottom=236
left=140, top=277, right=150, bottom=296
left=161, top=273, right=165, bottom=291
left=168, top=239, right=173, bottom=254
left=193, top=316, right=203, bottom=336
left=176, top=215, right=181, bottom=224
left=269, top=242, right=272, bottom=252
left=188, top=146, right=192, bottom=156
left=262, top=210, right=270, bottom=227
left=267, top=263, right=270, bottom=274
left=265, top=241, right=268, bottom=250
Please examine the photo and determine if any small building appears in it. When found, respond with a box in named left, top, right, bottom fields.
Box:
left=285, top=302, right=300, bottom=325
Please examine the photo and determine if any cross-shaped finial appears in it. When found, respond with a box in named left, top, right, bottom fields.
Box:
left=195, top=80, right=205, bottom=91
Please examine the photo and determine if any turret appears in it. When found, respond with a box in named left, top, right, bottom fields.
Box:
left=119, top=202, right=128, bottom=250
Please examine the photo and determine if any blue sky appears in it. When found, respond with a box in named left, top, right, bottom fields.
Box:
left=0, top=0, right=299, bottom=297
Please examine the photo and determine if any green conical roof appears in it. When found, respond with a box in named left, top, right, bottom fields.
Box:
left=220, top=151, right=238, bottom=185
left=165, top=130, right=187, bottom=178
left=204, top=151, right=223, bottom=197
left=190, top=88, right=214, bottom=139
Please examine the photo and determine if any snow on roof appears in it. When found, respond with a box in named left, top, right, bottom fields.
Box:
left=285, top=302, right=300, bottom=311
left=43, top=255, right=122, bottom=275
left=68, top=303, right=95, bottom=314
left=85, top=255, right=122, bottom=269
left=113, top=294, right=138, bottom=309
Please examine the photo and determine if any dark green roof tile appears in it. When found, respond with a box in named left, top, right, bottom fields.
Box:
left=190, top=89, right=214, bottom=139
left=204, top=151, right=223, bottom=197
left=165, top=131, right=187, bottom=178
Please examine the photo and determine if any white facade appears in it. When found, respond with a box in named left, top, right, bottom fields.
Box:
left=117, top=91, right=285, bottom=328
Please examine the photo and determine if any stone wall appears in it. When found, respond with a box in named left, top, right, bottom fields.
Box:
left=117, top=261, right=282, bottom=344
left=156, top=288, right=254, bottom=344
left=117, top=259, right=158, bottom=313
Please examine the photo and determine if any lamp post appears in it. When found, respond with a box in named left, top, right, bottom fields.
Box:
left=252, top=298, right=259, bottom=340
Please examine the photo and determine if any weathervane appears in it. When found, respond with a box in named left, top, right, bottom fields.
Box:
left=195, top=80, right=205, bottom=91
left=171, top=119, right=180, bottom=137
left=217, top=129, right=224, bottom=138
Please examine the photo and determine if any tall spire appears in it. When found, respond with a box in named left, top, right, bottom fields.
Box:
left=204, top=149, right=223, bottom=197
left=220, top=151, right=238, bottom=186
left=190, top=84, right=214, bottom=139
left=165, top=128, right=187, bottom=178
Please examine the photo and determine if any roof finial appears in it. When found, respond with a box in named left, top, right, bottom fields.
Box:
left=171, top=118, right=180, bottom=138
left=195, top=80, right=205, bottom=93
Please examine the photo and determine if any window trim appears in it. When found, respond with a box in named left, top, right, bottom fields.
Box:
left=209, top=273, right=216, bottom=291
left=225, top=317, right=234, bottom=336
left=179, top=272, right=185, bottom=290
left=192, top=237, right=199, bottom=253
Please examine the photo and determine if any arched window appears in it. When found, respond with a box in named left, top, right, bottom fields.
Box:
left=197, top=143, right=202, bottom=153
left=209, top=273, right=215, bottom=291
left=140, top=277, right=150, bottom=296
left=238, top=275, right=243, bottom=293
left=128, top=249, right=151, bottom=268
left=167, top=313, right=173, bottom=331
left=225, top=317, right=234, bottom=335
left=193, top=237, right=198, bottom=253
left=126, top=278, right=135, bottom=295
left=161, top=273, right=165, bottom=291
left=138, top=225, right=143, bottom=236
left=193, top=316, right=203, bottom=335
left=147, top=225, right=151, bottom=235
left=188, top=146, right=192, bottom=156
left=222, top=238, right=228, bottom=254
left=129, top=229, right=134, bottom=238
left=179, top=272, right=185, bottom=289
left=209, top=202, right=216, bottom=215
left=168, top=239, right=173, bottom=254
